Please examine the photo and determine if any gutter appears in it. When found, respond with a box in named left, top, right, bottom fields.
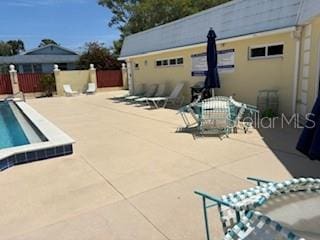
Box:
left=292, top=28, right=302, bottom=115
left=118, top=27, right=296, bottom=60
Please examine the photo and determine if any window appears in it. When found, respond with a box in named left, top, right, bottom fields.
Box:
left=22, top=64, right=32, bottom=73
left=59, top=63, right=68, bottom=70
left=156, top=60, right=162, bottom=66
left=249, top=43, right=284, bottom=59
left=177, top=58, right=184, bottom=65
left=268, top=44, right=284, bottom=56
left=33, top=64, right=43, bottom=73
left=250, top=47, right=266, bottom=58
left=170, top=59, right=176, bottom=65
left=134, top=63, right=140, bottom=70
left=155, top=57, right=184, bottom=68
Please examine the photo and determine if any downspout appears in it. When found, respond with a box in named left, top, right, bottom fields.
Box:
left=291, top=0, right=305, bottom=115
left=292, top=28, right=302, bottom=115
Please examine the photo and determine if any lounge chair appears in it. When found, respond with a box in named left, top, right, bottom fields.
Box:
left=146, top=82, right=185, bottom=108
left=125, top=84, right=157, bottom=101
left=195, top=177, right=320, bottom=240
left=63, top=84, right=78, bottom=96
left=86, top=83, right=96, bottom=94
left=112, top=84, right=146, bottom=100
left=135, top=83, right=166, bottom=104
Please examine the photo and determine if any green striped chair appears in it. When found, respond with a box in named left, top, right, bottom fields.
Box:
left=224, top=211, right=303, bottom=240
left=195, top=177, right=320, bottom=240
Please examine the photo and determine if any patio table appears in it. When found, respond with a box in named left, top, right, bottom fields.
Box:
left=179, top=99, right=258, bottom=129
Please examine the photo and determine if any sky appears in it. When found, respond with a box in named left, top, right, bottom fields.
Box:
left=0, top=0, right=120, bottom=52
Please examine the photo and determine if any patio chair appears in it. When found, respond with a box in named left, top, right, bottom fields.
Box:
left=146, top=82, right=185, bottom=108
left=134, top=83, right=166, bottom=104
left=178, top=94, right=202, bottom=128
left=85, top=83, right=96, bottom=94
left=199, top=96, right=233, bottom=137
left=112, top=84, right=146, bottom=100
left=195, top=177, right=320, bottom=240
left=224, top=210, right=304, bottom=240
left=229, top=97, right=259, bottom=133
left=63, top=84, right=78, bottom=96
left=125, top=84, right=157, bottom=101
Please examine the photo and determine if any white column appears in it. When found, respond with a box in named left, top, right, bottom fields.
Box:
left=121, top=63, right=128, bottom=89
left=126, top=61, right=134, bottom=94
left=9, top=65, right=20, bottom=94
left=89, top=64, right=97, bottom=85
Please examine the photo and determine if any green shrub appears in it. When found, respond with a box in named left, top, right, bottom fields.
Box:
left=40, top=74, right=56, bottom=97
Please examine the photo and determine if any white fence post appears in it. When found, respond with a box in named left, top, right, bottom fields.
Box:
left=9, top=65, right=20, bottom=94
left=122, top=63, right=128, bottom=89
left=89, top=64, right=97, bottom=86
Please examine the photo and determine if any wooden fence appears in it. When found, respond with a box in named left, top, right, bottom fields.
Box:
left=18, top=73, right=44, bottom=93
left=96, top=70, right=123, bottom=88
left=0, top=74, right=13, bottom=94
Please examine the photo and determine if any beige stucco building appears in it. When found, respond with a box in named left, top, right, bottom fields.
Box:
left=119, top=0, right=320, bottom=117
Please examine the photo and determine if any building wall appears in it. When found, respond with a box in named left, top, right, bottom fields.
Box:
left=128, top=32, right=297, bottom=116
left=307, top=16, right=320, bottom=111
left=16, top=62, right=77, bottom=73
left=42, top=63, right=54, bottom=73
left=54, top=70, right=91, bottom=96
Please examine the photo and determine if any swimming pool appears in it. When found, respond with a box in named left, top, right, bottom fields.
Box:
left=0, top=100, right=74, bottom=171
left=0, top=101, right=45, bottom=149
left=0, top=102, right=30, bottom=149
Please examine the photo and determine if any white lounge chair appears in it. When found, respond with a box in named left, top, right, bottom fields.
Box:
left=135, top=83, right=166, bottom=104
left=112, top=84, right=146, bottom=100
left=125, top=84, right=157, bottom=101
left=146, top=82, right=185, bottom=108
left=86, top=83, right=96, bottom=94
left=63, top=84, right=78, bottom=96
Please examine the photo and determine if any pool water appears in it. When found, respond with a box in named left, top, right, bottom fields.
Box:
left=0, top=102, right=30, bottom=149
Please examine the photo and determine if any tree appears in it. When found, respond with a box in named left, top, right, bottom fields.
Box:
left=7, top=40, right=25, bottom=55
left=39, top=39, right=59, bottom=47
left=78, top=42, right=121, bottom=70
left=98, top=0, right=231, bottom=56
left=0, top=41, right=12, bottom=56
left=0, top=39, right=25, bottom=56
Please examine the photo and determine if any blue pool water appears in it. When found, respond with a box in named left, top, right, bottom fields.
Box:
left=0, top=102, right=30, bottom=149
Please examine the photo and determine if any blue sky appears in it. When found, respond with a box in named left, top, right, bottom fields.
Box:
left=0, top=0, right=120, bottom=52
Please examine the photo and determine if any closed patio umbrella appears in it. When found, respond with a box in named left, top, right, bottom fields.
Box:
left=204, top=28, right=220, bottom=94
left=296, top=96, right=320, bottom=160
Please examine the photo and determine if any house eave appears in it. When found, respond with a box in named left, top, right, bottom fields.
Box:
left=118, top=26, right=296, bottom=60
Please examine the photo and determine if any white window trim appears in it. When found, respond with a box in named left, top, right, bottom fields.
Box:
left=248, top=42, right=284, bottom=60
left=155, top=56, right=184, bottom=68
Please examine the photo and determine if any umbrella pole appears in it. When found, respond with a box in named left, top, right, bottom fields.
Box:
left=211, top=88, right=215, bottom=97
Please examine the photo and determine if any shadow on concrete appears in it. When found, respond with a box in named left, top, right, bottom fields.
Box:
left=255, top=119, right=320, bottom=178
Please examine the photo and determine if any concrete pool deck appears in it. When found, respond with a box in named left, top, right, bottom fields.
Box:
left=0, top=91, right=319, bottom=240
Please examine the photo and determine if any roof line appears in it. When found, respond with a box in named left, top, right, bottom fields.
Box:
left=119, top=26, right=296, bottom=60
left=20, top=44, right=79, bottom=56
left=296, top=0, right=305, bottom=24
left=125, top=0, right=242, bottom=40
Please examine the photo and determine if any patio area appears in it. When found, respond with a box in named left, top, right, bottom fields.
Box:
left=1, top=91, right=319, bottom=240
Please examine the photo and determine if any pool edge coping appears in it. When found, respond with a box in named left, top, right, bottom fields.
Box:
left=0, top=100, right=75, bottom=160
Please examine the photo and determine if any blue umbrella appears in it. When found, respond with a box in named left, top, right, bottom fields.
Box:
left=296, top=96, right=320, bottom=160
left=205, top=28, right=220, bottom=89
